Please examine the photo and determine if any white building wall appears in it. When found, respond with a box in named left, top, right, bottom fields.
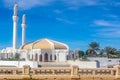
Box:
left=67, top=61, right=97, bottom=68
left=0, top=61, right=38, bottom=68
left=88, top=57, right=108, bottom=68
left=88, top=57, right=120, bottom=68
left=55, top=50, right=68, bottom=62
left=0, top=48, right=69, bottom=62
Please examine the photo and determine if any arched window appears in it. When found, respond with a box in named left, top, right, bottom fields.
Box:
left=44, top=53, right=48, bottom=62
left=39, top=54, right=42, bottom=62
left=50, top=54, right=52, bottom=61
left=67, top=55, right=69, bottom=60
left=54, top=55, right=56, bottom=60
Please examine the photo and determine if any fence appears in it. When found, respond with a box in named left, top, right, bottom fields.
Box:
left=0, top=65, right=120, bottom=80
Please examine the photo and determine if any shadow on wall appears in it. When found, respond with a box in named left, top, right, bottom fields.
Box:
left=95, top=60, right=100, bottom=68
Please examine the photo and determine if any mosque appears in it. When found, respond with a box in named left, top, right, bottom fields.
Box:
left=0, top=4, right=77, bottom=62
left=1, top=4, right=120, bottom=69
left=0, top=4, right=105, bottom=69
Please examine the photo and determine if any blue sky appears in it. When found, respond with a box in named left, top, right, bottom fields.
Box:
left=0, top=0, right=120, bottom=50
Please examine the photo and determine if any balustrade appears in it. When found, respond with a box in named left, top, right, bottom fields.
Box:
left=0, top=65, right=119, bottom=79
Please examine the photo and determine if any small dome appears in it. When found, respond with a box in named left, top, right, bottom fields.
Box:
left=21, top=38, right=69, bottom=50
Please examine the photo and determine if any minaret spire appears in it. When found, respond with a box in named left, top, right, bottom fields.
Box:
left=13, top=4, right=18, bottom=49
left=22, top=14, right=26, bottom=45
left=14, top=4, right=18, bottom=16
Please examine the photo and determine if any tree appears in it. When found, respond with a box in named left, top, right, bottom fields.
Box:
left=86, top=42, right=99, bottom=56
left=99, top=49, right=104, bottom=55
left=104, top=46, right=117, bottom=58
left=78, top=51, right=84, bottom=58
left=86, top=49, right=92, bottom=56
left=115, top=50, right=120, bottom=58
left=15, top=53, right=20, bottom=59
left=89, top=42, right=99, bottom=50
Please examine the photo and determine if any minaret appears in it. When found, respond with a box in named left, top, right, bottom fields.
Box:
left=13, top=4, right=18, bottom=49
left=21, top=14, right=26, bottom=45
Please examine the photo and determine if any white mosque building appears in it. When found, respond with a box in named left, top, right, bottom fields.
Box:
left=0, top=4, right=100, bottom=68
left=0, top=4, right=71, bottom=62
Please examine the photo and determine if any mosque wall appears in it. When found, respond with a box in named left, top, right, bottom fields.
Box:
left=18, top=49, right=69, bottom=62
left=54, top=49, right=68, bottom=62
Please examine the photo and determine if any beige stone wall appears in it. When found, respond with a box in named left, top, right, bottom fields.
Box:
left=0, top=65, right=120, bottom=80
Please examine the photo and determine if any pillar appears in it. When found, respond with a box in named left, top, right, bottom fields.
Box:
left=42, top=54, right=44, bottom=62
left=21, top=14, right=26, bottom=45
left=22, top=65, right=30, bottom=78
left=13, top=4, right=18, bottom=49
left=52, top=54, right=55, bottom=62
left=71, top=65, right=78, bottom=76
left=48, top=54, right=50, bottom=62
left=114, top=65, right=120, bottom=79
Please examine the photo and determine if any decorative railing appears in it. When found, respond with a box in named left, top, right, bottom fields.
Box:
left=30, top=67, right=71, bottom=75
left=78, top=68, right=116, bottom=75
left=0, top=65, right=119, bottom=79
left=0, top=68, right=23, bottom=75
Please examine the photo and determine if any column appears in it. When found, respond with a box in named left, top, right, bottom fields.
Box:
left=52, top=54, right=55, bottom=62
left=13, top=4, right=18, bottom=49
left=57, top=53, right=59, bottom=62
left=42, top=54, right=44, bottom=62
left=114, top=65, right=120, bottom=79
left=71, top=65, right=78, bottom=76
left=21, top=14, right=26, bottom=45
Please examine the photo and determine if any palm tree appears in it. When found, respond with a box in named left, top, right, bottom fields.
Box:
left=99, top=49, right=105, bottom=57
left=87, top=42, right=100, bottom=56
left=104, top=46, right=117, bottom=58
left=78, top=51, right=84, bottom=58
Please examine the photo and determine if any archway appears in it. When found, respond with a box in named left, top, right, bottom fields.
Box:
left=39, top=54, right=42, bottom=62
left=50, top=54, right=52, bottom=61
left=44, top=53, right=48, bottom=62
left=54, top=55, right=56, bottom=60
left=67, top=55, right=69, bottom=60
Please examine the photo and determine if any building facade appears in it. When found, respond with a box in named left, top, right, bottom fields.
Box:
left=20, top=38, right=69, bottom=62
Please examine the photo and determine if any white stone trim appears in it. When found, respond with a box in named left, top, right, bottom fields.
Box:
left=50, top=39, right=69, bottom=50
left=45, top=39, right=54, bottom=49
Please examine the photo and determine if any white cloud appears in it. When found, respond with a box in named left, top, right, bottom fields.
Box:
left=56, top=18, right=75, bottom=24
left=65, top=40, right=89, bottom=50
left=95, top=31, right=120, bottom=38
left=54, top=9, right=62, bottom=14
left=94, top=20, right=120, bottom=27
left=3, top=0, right=118, bottom=10
left=3, top=0, right=100, bottom=10
left=114, top=2, right=120, bottom=6
left=61, top=0, right=106, bottom=10
left=4, top=0, right=54, bottom=10
left=92, top=20, right=120, bottom=38
left=62, top=0, right=99, bottom=6
left=108, top=14, right=119, bottom=19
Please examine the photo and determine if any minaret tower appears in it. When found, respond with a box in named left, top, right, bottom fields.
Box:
left=21, top=14, right=26, bottom=45
left=13, top=4, right=18, bottom=49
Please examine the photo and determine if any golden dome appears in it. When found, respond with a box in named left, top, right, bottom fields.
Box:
left=21, top=38, right=69, bottom=50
